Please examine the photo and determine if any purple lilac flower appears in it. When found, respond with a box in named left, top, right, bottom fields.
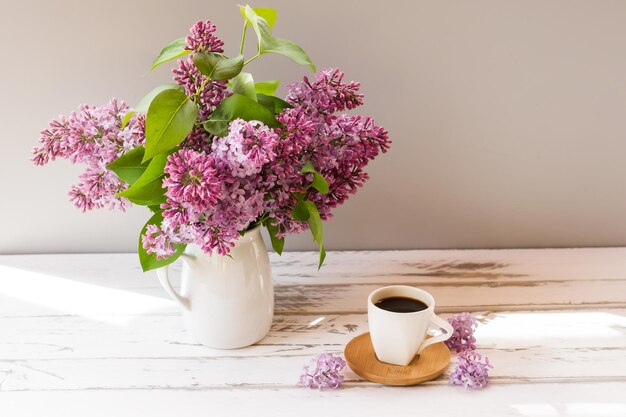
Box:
left=177, top=19, right=226, bottom=118
left=444, top=312, right=478, bottom=353
left=286, top=68, right=364, bottom=121
left=266, top=70, right=390, bottom=237
left=185, top=20, right=224, bottom=53
left=299, top=353, right=346, bottom=389
left=32, top=98, right=144, bottom=212
left=172, top=56, right=228, bottom=120
left=449, top=350, right=493, bottom=389
left=181, top=126, right=213, bottom=153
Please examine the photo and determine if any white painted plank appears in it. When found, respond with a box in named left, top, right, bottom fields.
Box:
left=0, top=310, right=624, bottom=360
left=1, top=342, right=624, bottom=391
left=3, top=247, right=626, bottom=289
left=272, top=280, right=626, bottom=313
left=1, top=267, right=624, bottom=318
left=1, top=383, right=625, bottom=417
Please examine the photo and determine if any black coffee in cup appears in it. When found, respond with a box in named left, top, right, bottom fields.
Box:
left=374, top=296, right=428, bottom=313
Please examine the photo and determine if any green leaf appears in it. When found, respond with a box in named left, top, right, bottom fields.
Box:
left=231, top=72, right=257, bottom=101
left=106, top=146, right=150, bottom=185
left=242, top=5, right=315, bottom=71
left=257, top=94, right=291, bottom=114
left=135, top=84, right=183, bottom=114
left=301, top=161, right=329, bottom=194
left=291, top=199, right=310, bottom=222
left=302, top=200, right=326, bottom=268
left=117, top=152, right=169, bottom=205
left=121, top=85, right=185, bottom=131
left=265, top=220, right=285, bottom=255
left=151, top=38, right=191, bottom=70
left=121, top=111, right=135, bottom=129
left=262, top=37, right=316, bottom=71
left=254, top=80, right=280, bottom=96
left=193, top=52, right=244, bottom=80
left=138, top=210, right=186, bottom=272
left=203, top=94, right=279, bottom=137
left=318, top=244, right=326, bottom=269
left=143, top=89, right=198, bottom=162
left=240, top=6, right=277, bottom=29
left=303, top=200, right=323, bottom=244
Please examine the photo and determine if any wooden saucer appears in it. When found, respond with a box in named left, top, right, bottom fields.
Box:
left=344, top=332, right=450, bottom=386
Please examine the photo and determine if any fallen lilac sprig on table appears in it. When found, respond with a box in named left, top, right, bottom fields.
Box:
left=449, top=349, right=493, bottom=389
left=445, top=312, right=493, bottom=389
left=299, top=353, right=346, bottom=389
left=444, top=311, right=477, bottom=353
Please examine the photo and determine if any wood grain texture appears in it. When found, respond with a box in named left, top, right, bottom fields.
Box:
left=0, top=248, right=625, bottom=416
left=344, top=333, right=450, bottom=386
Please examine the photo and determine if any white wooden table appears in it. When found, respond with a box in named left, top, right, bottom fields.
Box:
left=0, top=248, right=625, bottom=416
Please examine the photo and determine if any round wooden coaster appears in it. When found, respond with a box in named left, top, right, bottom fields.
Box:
left=344, top=332, right=450, bottom=386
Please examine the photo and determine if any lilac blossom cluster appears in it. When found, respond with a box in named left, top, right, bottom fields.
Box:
left=31, top=99, right=145, bottom=211
left=298, top=353, right=346, bottom=389
left=143, top=120, right=276, bottom=256
left=174, top=20, right=229, bottom=121
left=261, top=69, right=389, bottom=238
left=449, top=350, right=493, bottom=389
left=444, top=311, right=477, bottom=353
left=142, top=67, right=389, bottom=258
left=445, top=312, right=493, bottom=389
left=185, top=20, right=224, bottom=53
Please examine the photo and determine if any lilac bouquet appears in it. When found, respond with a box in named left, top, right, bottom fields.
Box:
left=31, top=6, right=390, bottom=271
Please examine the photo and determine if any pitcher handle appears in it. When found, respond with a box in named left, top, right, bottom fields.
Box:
left=417, top=313, right=453, bottom=354
left=157, top=263, right=191, bottom=311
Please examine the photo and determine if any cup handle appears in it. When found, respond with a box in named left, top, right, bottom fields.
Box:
left=417, top=313, right=453, bottom=354
left=157, top=263, right=191, bottom=311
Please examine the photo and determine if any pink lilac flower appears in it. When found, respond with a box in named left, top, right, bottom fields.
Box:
left=185, top=20, right=224, bottom=53
left=444, top=312, right=478, bottom=353
left=142, top=224, right=177, bottom=258
left=68, top=167, right=131, bottom=212
left=212, top=119, right=279, bottom=177
left=299, top=353, right=346, bottom=389
left=32, top=99, right=144, bottom=212
left=449, top=350, right=493, bottom=389
left=162, top=149, right=222, bottom=211
left=172, top=56, right=228, bottom=120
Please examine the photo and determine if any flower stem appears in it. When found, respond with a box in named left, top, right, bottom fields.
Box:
left=244, top=53, right=260, bottom=67
left=193, top=77, right=211, bottom=103
left=239, top=22, right=248, bottom=55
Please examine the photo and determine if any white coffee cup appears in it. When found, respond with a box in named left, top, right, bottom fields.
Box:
left=368, top=285, right=454, bottom=366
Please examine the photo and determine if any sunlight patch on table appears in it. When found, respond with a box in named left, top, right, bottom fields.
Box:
left=0, top=265, right=174, bottom=325
left=475, top=311, right=626, bottom=346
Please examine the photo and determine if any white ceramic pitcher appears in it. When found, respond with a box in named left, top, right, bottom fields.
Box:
left=157, top=226, right=274, bottom=349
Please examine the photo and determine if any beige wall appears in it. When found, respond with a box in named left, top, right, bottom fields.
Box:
left=2, top=0, right=626, bottom=253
